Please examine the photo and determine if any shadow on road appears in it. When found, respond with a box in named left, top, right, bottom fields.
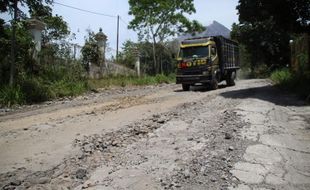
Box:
left=174, top=84, right=227, bottom=92
left=220, top=85, right=306, bottom=107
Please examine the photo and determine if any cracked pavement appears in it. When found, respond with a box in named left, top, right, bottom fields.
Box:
left=225, top=85, right=310, bottom=190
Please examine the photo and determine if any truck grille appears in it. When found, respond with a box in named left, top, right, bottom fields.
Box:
left=178, top=65, right=208, bottom=75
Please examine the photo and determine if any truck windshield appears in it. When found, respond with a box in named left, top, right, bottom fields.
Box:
left=179, top=46, right=209, bottom=59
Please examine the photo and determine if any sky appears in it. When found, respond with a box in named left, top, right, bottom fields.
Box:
left=51, top=0, right=239, bottom=57
left=1, top=0, right=239, bottom=58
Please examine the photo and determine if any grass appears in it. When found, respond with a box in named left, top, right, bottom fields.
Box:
left=0, top=80, right=89, bottom=107
left=48, top=80, right=88, bottom=98
left=270, top=68, right=292, bottom=85
left=0, top=85, right=25, bottom=107
left=270, top=68, right=310, bottom=102
left=0, top=74, right=176, bottom=107
left=88, top=74, right=175, bottom=90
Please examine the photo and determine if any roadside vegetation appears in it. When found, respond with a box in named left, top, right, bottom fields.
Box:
left=271, top=68, right=310, bottom=102
left=88, top=74, right=175, bottom=90
left=231, top=0, right=309, bottom=101
left=1, top=0, right=309, bottom=107
left=1, top=0, right=200, bottom=107
left=0, top=73, right=175, bottom=107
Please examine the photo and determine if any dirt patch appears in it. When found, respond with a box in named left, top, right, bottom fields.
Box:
left=3, top=80, right=300, bottom=190
left=0, top=93, right=251, bottom=190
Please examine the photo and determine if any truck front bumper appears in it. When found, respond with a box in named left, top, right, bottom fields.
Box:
left=176, top=75, right=212, bottom=84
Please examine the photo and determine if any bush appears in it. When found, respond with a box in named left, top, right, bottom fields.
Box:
left=0, top=61, right=89, bottom=107
left=20, top=77, right=52, bottom=103
left=49, top=80, right=88, bottom=98
left=88, top=74, right=175, bottom=89
left=0, top=85, right=25, bottom=107
left=271, top=68, right=310, bottom=101
left=270, top=68, right=292, bottom=86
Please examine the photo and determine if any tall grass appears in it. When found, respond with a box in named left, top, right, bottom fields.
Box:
left=0, top=73, right=176, bottom=107
left=270, top=68, right=292, bottom=85
left=0, top=62, right=89, bottom=107
left=0, top=85, right=25, bottom=107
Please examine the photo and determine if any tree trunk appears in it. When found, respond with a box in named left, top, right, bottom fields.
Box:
left=9, top=0, right=18, bottom=86
left=160, top=53, right=163, bottom=75
left=152, top=36, right=157, bottom=75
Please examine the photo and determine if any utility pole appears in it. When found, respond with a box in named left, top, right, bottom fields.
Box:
left=116, top=15, right=119, bottom=62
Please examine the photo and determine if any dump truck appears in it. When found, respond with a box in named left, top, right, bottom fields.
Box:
left=176, top=36, right=240, bottom=91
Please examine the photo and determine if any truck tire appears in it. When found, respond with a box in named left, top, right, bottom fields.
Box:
left=182, top=84, right=190, bottom=91
left=226, top=71, right=236, bottom=86
left=210, top=79, right=218, bottom=90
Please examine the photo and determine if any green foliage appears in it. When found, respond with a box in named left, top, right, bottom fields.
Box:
left=140, top=41, right=177, bottom=75
left=154, top=74, right=174, bottom=83
left=117, top=40, right=137, bottom=69
left=41, top=14, right=70, bottom=44
left=0, top=85, right=25, bottom=106
left=128, top=0, right=204, bottom=41
left=231, top=20, right=290, bottom=69
left=237, top=0, right=309, bottom=34
left=117, top=40, right=177, bottom=75
left=81, top=29, right=99, bottom=72
left=0, top=62, right=89, bottom=107
left=88, top=74, right=175, bottom=89
left=0, top=0, right=53, bottom=14
left=40, top=62, right=88, bottom=99
left=0, top=0, right=91, bottom=107
left=0, top=15, right=88, bottom=106
left=128, top=0, right=204, bottom=74
left=0, top=19, right=34, bottom=84
left=296, top=53, right=309, bottom=73
left=271, top=68, right=310, bottom=101
left=270, top=68, right=292, bottom=85
left=20, top=77, right=51, bottom=102
left=49, top=80, right=87, bottom=98
left=232, top=0, right=309, bottom=73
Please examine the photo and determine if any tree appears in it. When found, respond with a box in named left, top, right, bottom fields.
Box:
left=117, top=40, right=137, bottom=69
left=28, top=4, right=70, bottom=45
left=1, top=0, right=53, bottom=86
left=81, top=29, right=99, bottom=73
left=0, top=0, right=53, bottom=13
left=128, top=0, right=204, bottom=74
left=1, top=0, right=76, bottom=95
left=232, top=0, right=309, bottom=73
left=237, top=0, right=309, bottom=34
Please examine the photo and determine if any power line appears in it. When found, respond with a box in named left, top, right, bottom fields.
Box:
left=53, top=1, right=136, bottom=57
left=53, top=2, right=117, bottom=18
left=119, top=17, right=129, bottom=27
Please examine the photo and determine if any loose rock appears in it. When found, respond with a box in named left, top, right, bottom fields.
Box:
left=76, top=169, right=87, bottom=179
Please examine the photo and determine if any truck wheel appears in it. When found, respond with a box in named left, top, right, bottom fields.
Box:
left=182, top=84, right=190, bottom=91
left=226, top=71, right=236, bottom=86
left=210, top=79, right=218, bottom=90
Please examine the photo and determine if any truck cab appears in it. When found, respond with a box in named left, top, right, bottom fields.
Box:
left=176, top=36, right=239, bottom=91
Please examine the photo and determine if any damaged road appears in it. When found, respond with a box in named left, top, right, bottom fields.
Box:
left=0, top=79, right=309, bottom=190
